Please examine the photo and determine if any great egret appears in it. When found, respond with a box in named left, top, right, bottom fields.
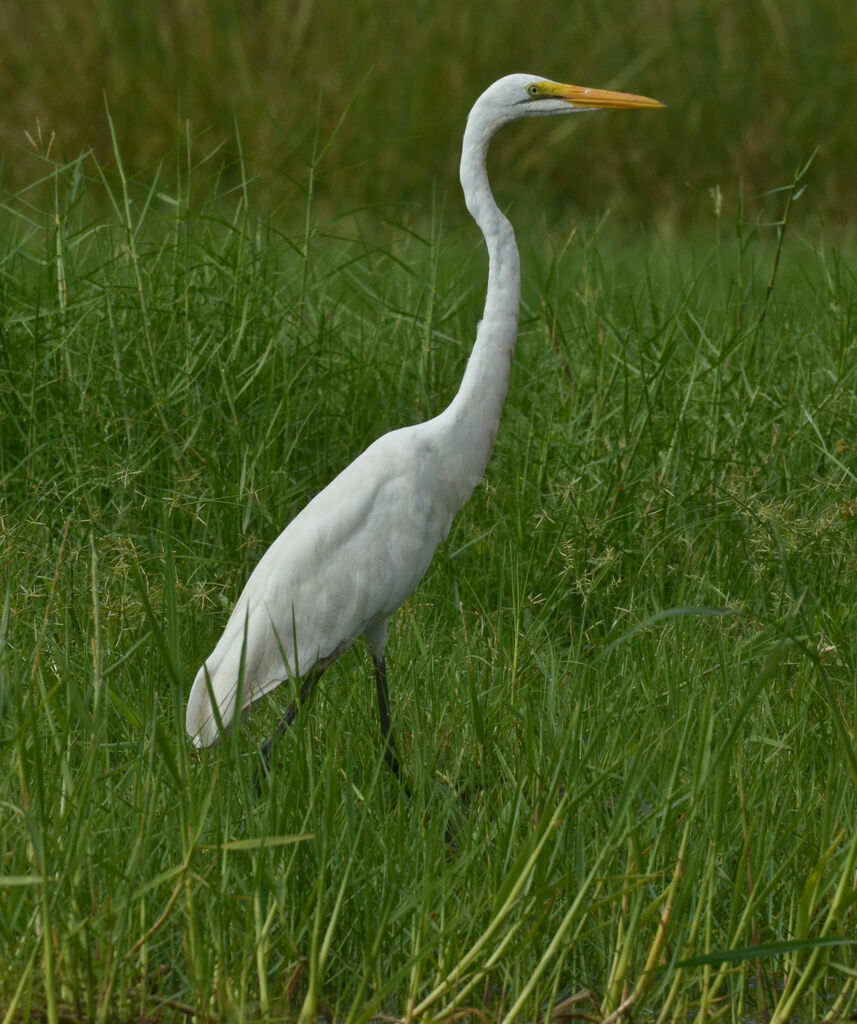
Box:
left=186, top=74, right=663, bottom=779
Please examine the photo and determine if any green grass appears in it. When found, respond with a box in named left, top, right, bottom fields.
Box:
left=1, top=137, right=857, bottom=1024
left=2, top=0, right=857, bottom=230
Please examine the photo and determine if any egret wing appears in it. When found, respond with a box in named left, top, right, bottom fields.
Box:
left=186, top=427, right=455, bottom=745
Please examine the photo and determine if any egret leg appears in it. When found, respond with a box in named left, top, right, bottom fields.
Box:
left=372, top=654, right=409, bottom=791
left=256, top=669, right=324, bottom=789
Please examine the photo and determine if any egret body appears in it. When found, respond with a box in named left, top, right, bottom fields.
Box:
left=186, top=74, right=663, bottom=775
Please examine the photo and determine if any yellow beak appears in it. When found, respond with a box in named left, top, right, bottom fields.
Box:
left=549, top=82, right=665, bottom=109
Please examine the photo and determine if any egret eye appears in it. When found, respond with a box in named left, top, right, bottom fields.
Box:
left=526, top=84, right=540, bottom=97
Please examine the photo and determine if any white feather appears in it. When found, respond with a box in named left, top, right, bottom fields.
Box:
left=186, top=73, right=663, bottom=749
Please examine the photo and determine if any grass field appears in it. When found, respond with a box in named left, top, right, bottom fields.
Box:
left=1, top=132, right=856, bottom=1024
left=2, top=0, right=857, bottom=231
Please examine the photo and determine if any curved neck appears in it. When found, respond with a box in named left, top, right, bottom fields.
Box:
left=439, top=114, right=521, bottom=497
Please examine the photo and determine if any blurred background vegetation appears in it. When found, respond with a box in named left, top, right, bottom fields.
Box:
left=1, top=0, right=855, bottom=235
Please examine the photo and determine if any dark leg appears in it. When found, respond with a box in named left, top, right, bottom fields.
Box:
left=255, top=669, right=323, bottom=791
left=373, top=654, right=410, bottom=793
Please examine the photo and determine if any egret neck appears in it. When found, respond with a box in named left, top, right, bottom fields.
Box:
left=438, top=111, right=521, bottom=507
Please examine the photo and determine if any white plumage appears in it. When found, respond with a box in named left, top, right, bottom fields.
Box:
left=186, top=425, right=465, bottom=748
left=186, top=74, right=663, bottom=767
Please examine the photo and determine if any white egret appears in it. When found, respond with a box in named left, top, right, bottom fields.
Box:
left=186, top=74, right=664, bottom=780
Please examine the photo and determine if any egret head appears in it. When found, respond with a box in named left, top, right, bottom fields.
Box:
left=469, top=73, right=664, bottom=135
